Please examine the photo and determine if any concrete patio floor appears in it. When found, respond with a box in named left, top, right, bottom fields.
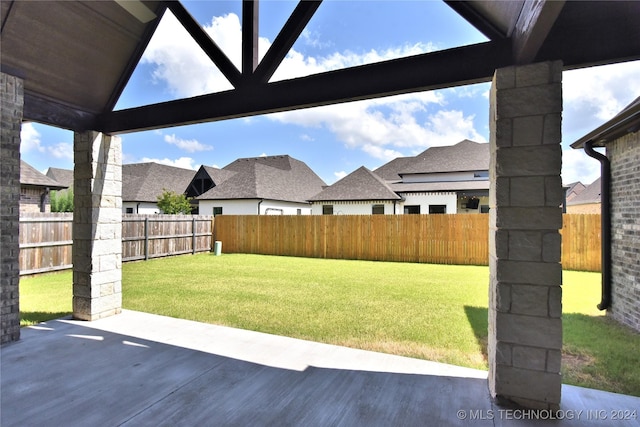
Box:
left=2, top=310, right=638, bottom=426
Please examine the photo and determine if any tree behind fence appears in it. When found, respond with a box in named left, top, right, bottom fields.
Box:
left=19, top=213, right=601, bottom=275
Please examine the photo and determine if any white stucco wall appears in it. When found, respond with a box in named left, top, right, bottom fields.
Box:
left=402, top=171, right=488, bottom=183
left=199, top=199, right=311, bottom=215
left=311, top=201, right=398, bottom=215
left=122, top=201, right=160, bottom=214
left=399, top=192, right=458, bottom=214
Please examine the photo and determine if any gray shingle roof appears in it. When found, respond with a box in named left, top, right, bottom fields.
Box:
left=197, top=155, right=326, bottom=203
left=400, top=140, right=489, bottom=175
left=123, top=162, right=195, bottom=202
left=567, top=177, right=601, bottom=205
left=308, top=167, right=401, bottom=202
left=373, top=156, right=416, bottom=182
left=21, top=161, right=67, bottom=189
left=45, top=167, right=74, bottom=189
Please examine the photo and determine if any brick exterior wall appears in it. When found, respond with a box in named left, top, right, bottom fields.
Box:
left=1, top=73, right=23, bottom=344
left=607, top=131, right=640, bottom=332
left=20, top=186, right=51, bottom=214
left=488, top=62, right=563, bottom=409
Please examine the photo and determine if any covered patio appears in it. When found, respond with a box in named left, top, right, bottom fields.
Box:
left=2, top=0, right=640, bottom=416
left=3, top=310, right=639, bottom=426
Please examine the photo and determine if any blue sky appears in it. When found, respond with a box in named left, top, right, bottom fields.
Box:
left=20, top=0, right=640, bottom=186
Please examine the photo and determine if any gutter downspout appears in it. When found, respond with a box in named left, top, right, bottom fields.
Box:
left=257, top=199, right=264, bottom=215
left=584, top=140, right=611, bottom=311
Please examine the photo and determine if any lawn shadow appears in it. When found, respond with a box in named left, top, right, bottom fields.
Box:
left=463, top=306, right=488, bottom=362
left=20, top=311, right=72, bottom=327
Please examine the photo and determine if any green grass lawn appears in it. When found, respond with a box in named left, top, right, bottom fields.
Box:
left=20, top=253, right=640, bottom=396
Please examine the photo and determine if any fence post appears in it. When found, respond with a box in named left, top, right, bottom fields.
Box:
left=192, top=216, right=196, bottom=255
left=144, top=217, right=149, bottom=261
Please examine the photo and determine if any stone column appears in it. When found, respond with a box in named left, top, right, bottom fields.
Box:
left=73, top=131, right=122, bottom=320
left=1, top=73, right=23, bottom=345
left=488, top=61, right=564, bottom=409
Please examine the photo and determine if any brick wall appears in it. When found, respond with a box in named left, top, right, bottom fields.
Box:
left=20, top=186, right=51, bottom=214
left=1, top=73, right=23, bottom=344
left=607, top=131, right=640, bottom=332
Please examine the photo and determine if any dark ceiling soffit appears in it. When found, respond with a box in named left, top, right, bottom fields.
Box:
left=105, top=1, right=169, bottom=111
left=443, top=1, right=506, bottom=41
left=23, top=92, right=96, bottom=131
left=253, top=1, right=323, bottom=84
left=167, top=1, right=242, bottom=88
left=242, top=0, right=259, bottom=75
left=97, top=39, right=512, bottom=134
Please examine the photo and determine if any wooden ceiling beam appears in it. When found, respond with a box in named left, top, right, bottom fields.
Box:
left=512, top=0, right=565, bottom=64
left=97, top=39, right=512, bottom=134
left=253, top=0, right=323, bottom=84
left=242, top=0, right=259, bottom=76
left=167, top=1, right=242, bottom=88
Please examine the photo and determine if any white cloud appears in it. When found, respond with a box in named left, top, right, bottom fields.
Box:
left=20, top=123, right=73, bottom=160
left=259, top=153, right=268, bottom=157
left=140, top=156, right=197, bottom=170
left=20, top=123, right=44, bottom=153
left=563, top=61, right=640, bottom=136
left=562, top=148, right=602, bottom=186
left=334, top=171, right=347, bottom=181
left=164, top=134, right=213, bottom=153
left=46, top=142, right=73, bottom=160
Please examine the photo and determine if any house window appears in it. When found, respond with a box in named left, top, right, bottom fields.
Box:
left=429, top=205, right=446, bottom=214
left=213, top=206, right=223, bottom=216
left=125, top=207, right=134, bottom=214
left=481, top=205, right=490, bottom=213
left=322, top=205, right=333, bottom=215
left=404, top=205, right=420, bottom=214
left=297, top=209, right=302, bottom=215
left=372, top=204, right=384, bottom=215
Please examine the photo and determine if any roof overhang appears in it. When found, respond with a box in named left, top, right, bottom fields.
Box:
left=571, top=97, right=640, bottom=148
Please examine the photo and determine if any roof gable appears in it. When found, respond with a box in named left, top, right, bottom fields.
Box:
left=45, top=167, right=74, bottom=189
left=198, top=155, right=326, bottom=203
left=400, top=140, right=489, bottom=175
left=21, top=161, right=66, bottom=189
left=567, top=177, right=602, bottom=206
left=309, top=167, right=401, bottom=202
left=123, top=162, right=195, bottom=202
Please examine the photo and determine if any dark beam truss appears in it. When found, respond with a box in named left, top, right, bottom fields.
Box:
left=97, top=39, right=512, bottom=134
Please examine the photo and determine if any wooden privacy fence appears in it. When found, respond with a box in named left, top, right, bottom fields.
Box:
left=19, top=213, right=73, bottom=275
left=215, top=213, right=602, bottom=271
left=19, top=213, right=601, bottom=275
left=19, top=214, right=213, bottom=275
left=122, top=214, right=213, bottom=262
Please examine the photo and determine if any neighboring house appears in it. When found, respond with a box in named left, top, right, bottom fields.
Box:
left=197, top=155, right=326, bottom=216
left=46, top=167, right=74, bottom=193
left=309, top=166, right=401, bottom=215
left=310, top=140, right=489, bottom=215
left=564, top=181, right=586, bottom=203
left=565, top=178, right=601, bottom=214
left=122, top=163, right=197, bottom=214
left=20, top=160, right=67, bottom=214
left=571, top=95, right=640, bottom=333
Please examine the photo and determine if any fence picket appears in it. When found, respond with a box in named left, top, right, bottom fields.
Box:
left=19, top=213, right=601, bottom=275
